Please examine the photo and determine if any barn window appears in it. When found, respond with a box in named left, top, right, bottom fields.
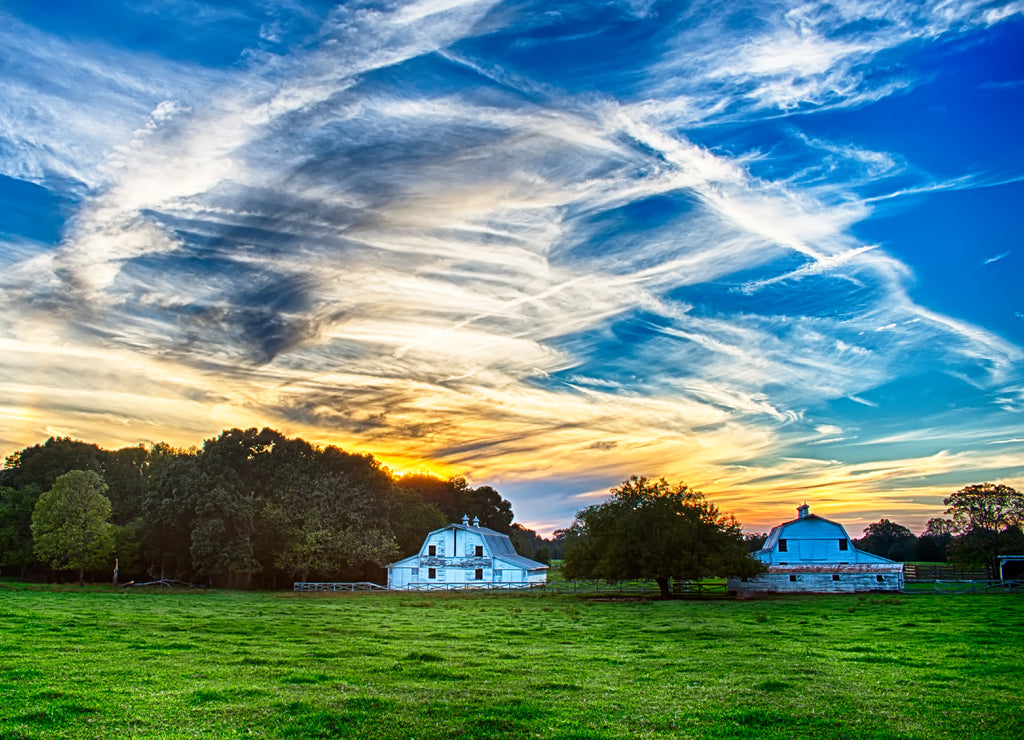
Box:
left=428, top=545, right=436, bottom=556
left=832, top=574, right=841, bottom=581
left=839, top=539, right=848, bottom=551
left=789, top=574, right=800, bottom=582
left=428, top=568, right=436, bottom=579
left=411, top=568, right=419, bottom=576
left=475, top=568, right=483, bottom=580
left=876, top=575, right=885, bottom=583
left=778, top=539, right=788, bottom=552
left=475, top=545, right=483, bottom=556
left=494, top=569, right=502, bottom=579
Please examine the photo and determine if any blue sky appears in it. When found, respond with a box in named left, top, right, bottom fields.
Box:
left=1, top=0, right=1022, bottom=536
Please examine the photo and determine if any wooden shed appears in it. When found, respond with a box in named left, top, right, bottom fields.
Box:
left=728, top=504, right=904, bottom=594
left=387, top=515, right=548, bottom=590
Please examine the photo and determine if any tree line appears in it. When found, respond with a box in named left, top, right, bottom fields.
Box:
left=4, top=431, right=1020, bottom=589
left=0, top=429, right=559, bottom=587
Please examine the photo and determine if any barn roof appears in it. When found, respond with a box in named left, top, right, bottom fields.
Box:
left=494, top=553, right=549, bottom=571
left=760, top=513, right=850, bottom=552
left=755, top=504, right=896, bottom=565
left=386, top=520, right=548, bottom=571
left=448, top=522, right=518, bottom=556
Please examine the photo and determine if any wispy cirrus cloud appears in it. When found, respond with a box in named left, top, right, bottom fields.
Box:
left=1, top=0, right=1022, bottom=533
left=982, top=251, right=1010, bottom=266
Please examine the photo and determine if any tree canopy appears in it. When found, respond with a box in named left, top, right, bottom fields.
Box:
left=856, top=519, right=917, bottom=561
left=944, top=483, right=1024, bottom=574
left=31, top=470, right=114, bottom=584
left=562, top=476, right=764, bottom=597
left=1, top=429, right=548, bottom=586
left=915, top=517, right=955, bottom=562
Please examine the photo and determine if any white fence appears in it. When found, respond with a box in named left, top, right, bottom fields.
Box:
left=293, top=579, right=1024, bottom=595
left=293, top=581, right=545, bottom=592
left=293, top=582, right=387, bottom=592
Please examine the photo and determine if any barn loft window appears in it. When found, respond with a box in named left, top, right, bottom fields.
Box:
left=475, top=545, right=483, bottom=557
left=832, top=574, right=841, bottom=581
left=475, top=568, right=483, bottom=580
left=839, top=539, right=848, bottom=551
left=428, top=568, right=436, bottom=579
left=778, top=539, right=788, bottom=552
left=789, top=574, right=800, bottom=582
left=876, top=575, right=885, bottom=583
left=428, top=545, right=436, bottom=557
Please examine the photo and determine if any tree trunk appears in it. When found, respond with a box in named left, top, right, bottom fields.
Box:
left=656, top=576, right=671, bottom=599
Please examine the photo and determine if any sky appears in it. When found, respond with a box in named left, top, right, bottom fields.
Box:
left=1, top=0, right=1023, bottom=537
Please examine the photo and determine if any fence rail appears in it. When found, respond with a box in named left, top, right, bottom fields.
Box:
left=674, top=581, right=730, bottom=596
left=904, top=564, right=990, bottom=580
left=293, top=582, right=387, bottom=592
left=902, top=579, right=1024, bottom=594
left=293, top=578, right=1024, bottom=596
left=293, top=580, right=723, bottom=595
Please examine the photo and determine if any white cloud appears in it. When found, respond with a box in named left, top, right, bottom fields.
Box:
left=982, top=252, right=1010, bottom=266
left=1, top=0, right=1022, bottom=532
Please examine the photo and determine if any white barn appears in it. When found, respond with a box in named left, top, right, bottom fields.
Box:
left=387, top=515, right=548, bottom=590
left=729, top=504, right=904, bottom=594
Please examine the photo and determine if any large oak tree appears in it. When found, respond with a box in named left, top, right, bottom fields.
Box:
left=944, top=483, right=1024, bottom=574
left=562, top=476, right=764, bottom=597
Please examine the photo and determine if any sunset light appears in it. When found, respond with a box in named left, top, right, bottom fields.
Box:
left=2, top=0, right=1022, bottom=537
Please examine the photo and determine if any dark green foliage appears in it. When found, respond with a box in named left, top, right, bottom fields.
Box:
left=856, top=518, right=917, bottom=561
left=3, top=428, right=525, bottom=586
left=916, top=517, right=954, bottom=562
left=944, top=483, right=1024, bottom=574
left=743, top=531, right=768, bottom=552
left=563, top=476, right=765, bottom=597
left=397, top=474, right=515, bottom=533
left=386, top=487, right=448, bottom=557
left=508, top=522, right=543, bottom=557
left=1, top=439, right=188, bottom=581
left=0, top=483, right=43, bottom=576
left=31, top=471, right=114, bottom=584
left=1, top=437, right=105, bottom=490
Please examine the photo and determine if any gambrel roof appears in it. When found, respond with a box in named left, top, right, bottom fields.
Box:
left=388, top=520, right=548, bottom=571
left=754, top=505, right=895, bottom=566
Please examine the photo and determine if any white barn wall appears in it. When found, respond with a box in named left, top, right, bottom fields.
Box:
left=730, top=564, right=904, bottom=594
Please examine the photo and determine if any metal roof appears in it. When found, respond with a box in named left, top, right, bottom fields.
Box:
left=387, top=522, right=548, bottom=570
left=494, top=553, right=549, bottom=571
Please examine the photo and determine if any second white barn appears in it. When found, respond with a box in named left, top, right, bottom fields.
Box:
left=387, top=515, right=548, bottom=590
left=729, top=504, right=904, bottom=594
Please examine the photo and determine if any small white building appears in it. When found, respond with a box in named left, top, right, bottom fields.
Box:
left=729, top=504, right=904, bottom=594
left=387, top=515, right=548, bottom=590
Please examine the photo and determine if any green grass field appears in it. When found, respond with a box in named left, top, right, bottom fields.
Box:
left=0, top=581, right=1021, bottom=739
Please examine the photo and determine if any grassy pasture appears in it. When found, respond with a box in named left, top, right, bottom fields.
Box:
left=0, top=582, right=1021, bottom=739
